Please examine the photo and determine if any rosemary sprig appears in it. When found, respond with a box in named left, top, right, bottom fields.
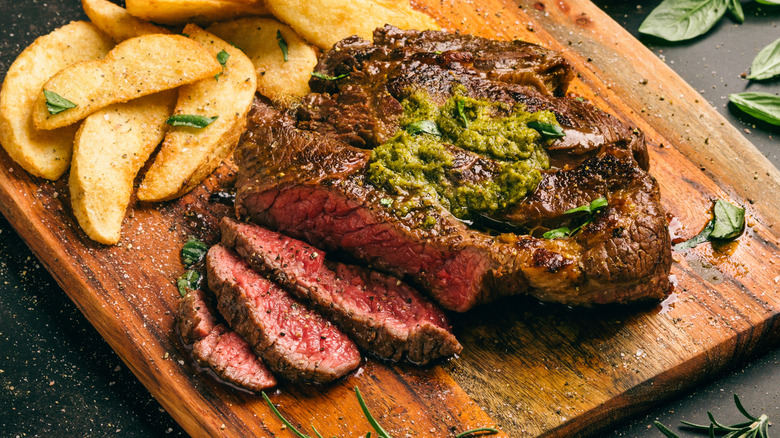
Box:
left=261, top=391, right=313, bottom=438
left=654, top=394, right=771, bottom=438
left=455, top=426, right=500, bottom=437
left=355, top=386, right=393, bottom=438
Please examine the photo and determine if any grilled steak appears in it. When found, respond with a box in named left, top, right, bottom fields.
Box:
left=233, top=28, right=671, bottom=312
left=220, top=217, right=462, bottom=364
left=177, top=289, right=276, bottom=391
left=207, top=245, right=361, bottom=383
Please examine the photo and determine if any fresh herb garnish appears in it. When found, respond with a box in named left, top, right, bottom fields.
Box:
left=756, top=0, right=780, bottom=4
left=166, top=114, right=218, bottom=128
left=638, top=0, right=729, bottom=42
left=528, top=121, right=565, bottom=139
left=176, top=270, right=200, bottom=297
left=727, top=0, right=744, bottom=24
left=310, top=71, right=349, bottom=81
left=181, top=238, right=207, bottom=267
left=215, top=50, right=230, bottom=80
left=654, top=394, right=770, bottom=438
left=379, top=198, right=393, bottom=207
left=43, top=89, right=76, bottom=115
left=456, top=98, right=469, bottom=128
left=277, top=30, right=288, bottom=62
left=674, top=199, right=745, bottom=250
left=748, top=37, right=780, bottom=81
left=543, top=197, right=608, bottom=239
left=729, top=92, right=780, bottom=125
left=262, top=386, right=497, bottom=437
left=405, top=120, right=441, bottom=136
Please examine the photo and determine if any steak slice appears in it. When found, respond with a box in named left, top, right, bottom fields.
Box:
left=176, top=289, right=276, bottom=391
left=219, top=217, right=462, bottom=364
left=235, top=101, right=671, bottom=311
left=207, top=245, right=361, bottom=383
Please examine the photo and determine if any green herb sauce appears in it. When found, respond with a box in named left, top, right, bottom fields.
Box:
left=368, top=91, right=559, bottom=219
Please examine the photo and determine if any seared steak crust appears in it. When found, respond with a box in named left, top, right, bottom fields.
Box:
left=220, top=217, right=462, bottom=364
left=207, top=245, right=361, bottom=383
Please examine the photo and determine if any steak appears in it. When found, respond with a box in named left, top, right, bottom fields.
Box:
left=219, top=217, right=462, bottom=364
left=177, top=289, right=276, bottom=391
left=207, top=245, right=361, bottom=383
left=233, top=28, right=672, bottom=312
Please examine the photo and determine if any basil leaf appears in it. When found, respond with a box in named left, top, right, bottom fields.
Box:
left=311, top=71, right=349, bottom=81
left=216, top=50, right=230, bottom=67
left=728, top=92, right=780, bottom=125
left=638, top=0, right=729, bottom=42
left=673, top=199, right=744, bottom=250
left=727, top=0, right=744, bottom=24
left=527, top=121, right=565, bottom=139
left=176, top=270, right=201, bottom=297
left=181, top=238, right=208, bottom=267
left=756, top=0, right=780, bottom=4
left=166, top=114, right=218, bottom=128
left=710, top=199, right=744, bottom=240
left=456, top=99, right=469, bottom=128
left=564, top=197, right=607, bottom=215
left=543, top=227, right=570, bottom=239
left=747, top=37, right=780, bottom=81
left=406, top=120, right=441, bottom=136
left=43, top=89, right=76, bottom=115
left=276, top=30, right=288, bottom=62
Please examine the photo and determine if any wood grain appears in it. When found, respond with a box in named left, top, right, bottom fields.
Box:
left=0, top=1, right=778, bottom=437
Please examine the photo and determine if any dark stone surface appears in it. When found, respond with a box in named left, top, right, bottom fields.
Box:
left=0, top=1, right=776, bottom=437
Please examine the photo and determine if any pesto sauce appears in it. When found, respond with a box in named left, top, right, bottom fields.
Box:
left=368, top=91, right=558, bottom=219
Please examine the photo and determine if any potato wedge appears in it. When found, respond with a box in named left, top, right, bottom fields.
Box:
left=264, top=0, right=439, bottom=50
left=82, top=0, right=169, bottom=42
left=33, top=34, right=221, bottom=131
left=70, top=90, right=176, bottom=245
left=208, top=17, right=317, bottom=102
left=137, top=24, right=257, bottom=202
left=126, top=0, right=268, bottom=25
left=0, top=21, right=113, bottom=180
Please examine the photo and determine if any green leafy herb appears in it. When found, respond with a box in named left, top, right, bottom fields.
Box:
left=455, top=427, right=500, bottom=438
left=405, top=120, right=441, bottom=136
left=727, top=0, right=744, bottom=24
left=654, top=394, right=771, bottom=438
left=215, top=49, right=230, bottom=80
left=166, top=114, right=218, bottom=128
left=674, top=199, right=744, bottom=250
left=747, top=37, right=780, bottom=80
left=277, top=30, right=288, bottom=62
left=310, top=71, right=349, bottom=81
left=176, top=270, right=200, bottom=297
left=43, top=89, right=77, bottom=115
left=379, top=198, right=393, bottom=207
left=261, top=392, right=313, bottom=438
left=756, top=0, right=780, bottom=4
left=543, top=197, right=608, bottom=239
left=527, top=121, right=565, bottom=139
left=456, top=98, right=469, bottom=128
left=729, top=92, right=780, bottom=125
left=181, top=238, right=207, bottom=267
left=355, top=387, right=392, bottom=438
left=638, top=0, right=729, bottom=42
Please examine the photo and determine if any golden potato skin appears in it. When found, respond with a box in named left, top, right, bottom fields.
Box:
left=264, top=0, right=439, bottom=49
left=69, top=90, right=176, bottom=245
left=209, top=17, right=318, bottom=102
left=125, top=0, right=269, bottom=25
left=32, top=34, right=221, bottom=130
left=0, top=21, right=114, bottom=180
left=137, top=25, right=258, bottom=202
left=82, top=0, right=169, bottom=42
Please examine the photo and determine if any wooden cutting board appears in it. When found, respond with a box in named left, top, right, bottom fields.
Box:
left=1, top=1, right=779, bottom=437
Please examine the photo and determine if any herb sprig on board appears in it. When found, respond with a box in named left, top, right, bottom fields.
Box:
left=261, top=387, right=499, bottom=438
left=543, top=197, right=608, bottom=239
left=654, top=394, right=771, bottom=438
left=674, top=199, right=745, bottom=250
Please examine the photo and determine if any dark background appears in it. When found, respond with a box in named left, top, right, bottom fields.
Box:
left=0, top=1, right=777, bottom=437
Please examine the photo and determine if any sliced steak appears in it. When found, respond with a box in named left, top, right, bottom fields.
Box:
left=234, top=101, right=671, bottom=311
left=219, top=217, right=462, bottom=364
left=176, top=289, right=276, bottom=391
left=207, top=245, right=361, bottom=383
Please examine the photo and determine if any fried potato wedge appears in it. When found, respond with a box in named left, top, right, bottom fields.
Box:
left=70, top=91, right=176, bottom=244
left=82, top=0, right=169, bottom=42
left=33, top=34, right=221, bottom=130
left=208, top=17, right=317, bottom=102
left=137, top=25, right=257, bottom=202
left=264, top=0, right=439, bottom=49
left=0, top=21, right=113, bottom=180
left=126, top=0, right=268, bottom=25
